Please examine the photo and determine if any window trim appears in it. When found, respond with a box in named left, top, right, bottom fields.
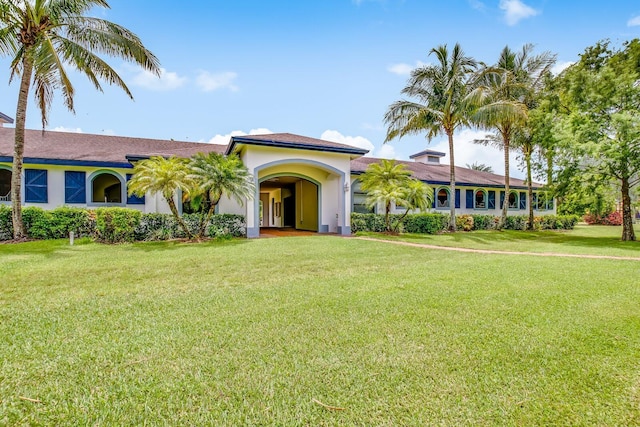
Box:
left=435, top=187, right=450, bottom=209
left=474, top=189, right=488, bottom=210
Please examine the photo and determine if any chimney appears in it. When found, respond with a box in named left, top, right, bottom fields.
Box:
left=409, top=149, right=445, bottom=165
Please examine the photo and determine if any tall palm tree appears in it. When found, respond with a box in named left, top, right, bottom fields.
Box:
left=0, top=0, right=160, bottom=239
left=384, top=43, right=477, bottom=231
left=471, top=44, right=555, bottom=227
left=188, top=152, right=255, bottom=239
left=128, top=156, right=195, bottom=239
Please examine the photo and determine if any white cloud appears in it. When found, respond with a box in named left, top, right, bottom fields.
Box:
left=551, top=60, right=574, bottom=75
left=499, top=0, right=539, bottom=26
left=387, top=61, right=429, bottom=76
left=427, top=128, right=523, bottom=179
left=129, top=67, right=187, bottom=91
left=196, top=71, right=238, bottom=92
left=51, top=126, right=83, bottom=133
left=320, top=129, right=395, bottom=158
left=628, top=15, right=640, bottom=27
left=205, top=128, right=273, bottom=145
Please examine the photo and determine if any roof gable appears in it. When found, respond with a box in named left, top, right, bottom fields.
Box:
left=226, top=133, right=369, bottom=156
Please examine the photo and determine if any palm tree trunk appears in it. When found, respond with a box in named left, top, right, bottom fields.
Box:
left=198, top=201, right=219, bottom=239
left=447, top=131, right=456, bottom=232
left=385, top=202, right=391, bottom=233
left=621, top=177, right=636, bottom=241
left=11, top=57, right=34, bottom=240
left=526, top=150, right=534, bottom=231
left=166, top=196, right=193, bottom=239
left=501, top=139, right=510, bottom=229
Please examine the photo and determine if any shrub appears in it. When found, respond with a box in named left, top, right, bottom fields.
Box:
left=455, top=214, right=474, bottom=232
left=48, top=207, right=93, bottom=238
left=584, top=211, right=622, bottom=226
left=0, top=205, right=12, bottom=240
left=22, top=207, right=51, bottom=239
left=351, top=213, right=389, bottom=233
left=399, top=213, right=448, bottom=234
left=470, top=215, right=497, bottom=231
left=94, top=207, right=141, bottom=243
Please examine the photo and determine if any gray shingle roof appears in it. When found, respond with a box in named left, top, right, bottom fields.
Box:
left=0, top=127, right=226, bottom=165
left=226, top=133, right=369, bottom=156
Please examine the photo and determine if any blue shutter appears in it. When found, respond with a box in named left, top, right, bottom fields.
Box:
left=466, top=189, right=473, bottom=209
left=25, top=169, right=48, bottom=203
left=519, top=192, right=527, bottom=210
left=65, top=171, right=86, bottom=204
left=488, top=191, right=496, bottom=209
left=126, top=174, right=145, bottom=205
left=455, top=188, right=460, bottom=209
left=500, top=191, right=505, bottom=209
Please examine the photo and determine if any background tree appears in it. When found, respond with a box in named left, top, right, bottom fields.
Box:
left=188, top=152, right=254, bottom=239
left=359, top=159, right=432, bottom=233
left=556, top=39, right=640, bottom=240
left=128, top=156, right=194, bottom=239
left=471, top=44, right=555, bottom=227
left=384, top=43, right=476, bottom=231
left=465, top=162, right=493, bottom=173
left=0, top=0, right=160, bottom=240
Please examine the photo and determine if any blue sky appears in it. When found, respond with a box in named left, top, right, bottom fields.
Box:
left=2, top=0, right=640, bottom=178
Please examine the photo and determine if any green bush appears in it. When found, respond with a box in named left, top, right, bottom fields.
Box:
left=48, top=207, right=93, bottom=238
left=539, top=215, right=579, bottom=230
left=456, top=214, right=474, bottom=232
left=398, top=213, right=448, bottom=234
left=351, top=213, right=390, bottom=233
left=470, top=215, right=497, bottom=230
left=135, top=212, right=247, bottom=240
left=95, top=207, right=141, bottom=243
left=22, top=207, right=51, bottom=239
left=0, top=205, right=12, bottom=240
left=503, top=215, right=528, bottom=230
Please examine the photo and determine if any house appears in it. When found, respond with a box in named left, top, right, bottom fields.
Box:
left=0, top=116, right=555, bottom=237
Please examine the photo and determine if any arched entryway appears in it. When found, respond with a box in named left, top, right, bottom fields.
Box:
left=90, top=171, right=123, bottom=204
left=259, top=174, right=319, bottom=232
left=0, top=168, right=11, bottom=201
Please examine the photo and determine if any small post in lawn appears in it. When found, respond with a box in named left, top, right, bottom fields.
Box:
left=69, top=231, right=75, bottom=246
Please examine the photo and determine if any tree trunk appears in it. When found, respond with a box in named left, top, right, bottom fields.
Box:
left=166, top=196, right=193, bottom=239
left=11, top=57, right=35, bottom=240
left=385, top=202, right=391, bottom=233
left=447, top=131, right=456, bottom=232
left=620, top=177, right=636, bottom=241
left=526, top=150, right=534, bottom=231
left=500, top=137, right=510, bottom=229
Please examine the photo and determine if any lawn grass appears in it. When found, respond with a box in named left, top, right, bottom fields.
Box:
left=1, top=235, right=640, bottom=425
left=357, top=223, right=640, bottom=257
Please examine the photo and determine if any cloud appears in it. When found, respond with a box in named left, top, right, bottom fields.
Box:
left=499, top=0, right=539, bottom=26
left=196, top=71, right=238, bottom=92
left=205, top=128, right=273, bottom=145
left=51, top=126, right=83, bottom=133
left=628, top=15, right=640, bottom=27
left=129, top=67, right=187, bottom=91
left=551, top=60, right=574, bottom=75
left=320, top=129, right=395, bottom=158
left=387, top=61, right=429, bottom=76
left=426, top=128, right=523, bottom=179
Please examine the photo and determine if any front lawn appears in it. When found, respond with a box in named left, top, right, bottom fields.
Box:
left=1, top=235, right=639, bottom=425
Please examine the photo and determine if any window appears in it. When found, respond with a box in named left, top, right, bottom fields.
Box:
left=126, top=174, right=145, bottom=205
left=475, top=189, right=487, bottom=209
left=65, top=171, right=86, bottom=204
left=91, top=172, right=122, bottom=203
left=436, top=188, right=450, bottom=208
left=25, top=169, right=48, bottom=203
left=353, top=192, right=373, bottom=213
left=500, top=191, right=519, bottom=210
left=0, top=168, right=11, bottom=202
left=519, top=192, right=527, bottom=210
left=534, top=192, right=554, bottom=211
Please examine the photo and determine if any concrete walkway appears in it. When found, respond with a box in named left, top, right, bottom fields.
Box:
left=355, top=236, right=640, bottom=262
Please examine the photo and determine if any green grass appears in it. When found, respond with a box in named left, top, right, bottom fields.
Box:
left=1, top=234, right=640, bottom=425
left=358, top=223, right=640, bottom=257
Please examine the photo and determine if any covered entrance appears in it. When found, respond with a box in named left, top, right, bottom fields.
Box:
left=259, top=175, right=319, bottom=232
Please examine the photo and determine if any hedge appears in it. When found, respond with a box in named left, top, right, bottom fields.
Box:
left=0, top=205, right=246, bottom=242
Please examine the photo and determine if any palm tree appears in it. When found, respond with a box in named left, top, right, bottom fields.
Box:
left=128, top=156, right=195, bottom=239
left=188, top=152, right=255, bottom=239
left=466, top=162, right=494, bottom=173
left=470, top=44, right=555, bottom=227
left=384, top=43, right=477, bottom=231
left=393, top=178, right=433, bottom=232
left=0, top=0, right=160, bottom=239
left=359, top=159, right=429, bottom=233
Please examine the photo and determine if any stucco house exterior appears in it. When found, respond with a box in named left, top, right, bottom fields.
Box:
left=0, top=116, right=555, bottom=237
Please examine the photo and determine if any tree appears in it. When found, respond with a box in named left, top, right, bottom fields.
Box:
left=0, top=0, right=160, bottom=240
left=466, top=162, right=493, bottom=173
left=127, top=156, right=195, bottom=239
left=359, top=159, right=432, bottom=233
left=384, top=43, right=476, bottom=231
left=471, top=44, right=555, bottom=227
left=188, top=152, right=254, bottom=239
left=556, top=39, right=640, bottom=241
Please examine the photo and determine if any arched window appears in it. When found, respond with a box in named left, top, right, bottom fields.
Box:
left=474, top=189, right=487, bottom=209
left=91, top=172, right=122, bottom=203
left=436, top=188, right=450, bottom=208
left=508, top=191, right=518, bottom=209
left=0, top=168, right=11, bottom=202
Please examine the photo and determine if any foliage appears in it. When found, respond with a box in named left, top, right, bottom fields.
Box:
left=94, top=207, right=142, bottom=243
left=469, top=214, right=498, bottom=230
left=0, top=205, right=93, bottom=240
left=584, top=211, right=623, bottom=226
left=402, top=213, right=449, bottom=234
left=0, top=0, right=159, bottom=239
left=351, top=213, right=399, bottom=233
left=384, top=43, right=477, bottom=231
left=465, top=162, right=493, bottom=173
left=455, top=214, right=474, bottom=231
